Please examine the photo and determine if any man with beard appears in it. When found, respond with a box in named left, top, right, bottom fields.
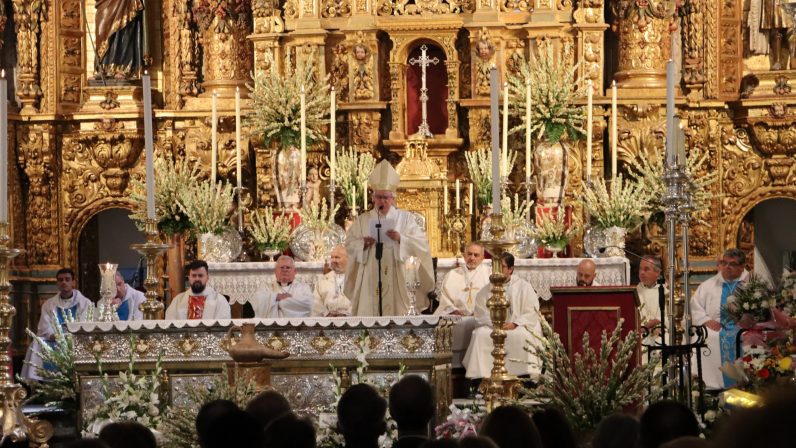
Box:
left=252, top=255, right=314, bottom=318
left=576, top=259, right=599, bottom=287
left=165, top=260, right=231, bottom=319
left=312, top=245, right=351, bottom=317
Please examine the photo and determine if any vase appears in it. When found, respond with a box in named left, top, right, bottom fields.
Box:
left=534, top=139, right=568, bottom=205
left=603, top=226, right=627, bottom=257
left=226, top=323, right=289, bottom=362
left=197, top=228, right=243, bottom=262
left=260, top=247, right=282, bottom=262
left=546, top=244, right=565, bottom=258
left=289, top=223, right=346, bottom=261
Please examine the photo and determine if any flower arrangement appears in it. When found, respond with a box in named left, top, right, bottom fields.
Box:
left=722, top=276, right=777, bottom=325
left=159, top=365, right=258, bottom=448
left=299, top=200, right=340, bottom=233
left=508, top=41, right=585, bottom=144
left=777, top=270, right=796, bottom=316
left=249, top=206, right=293, bottom=251
left=501, top=195, right=534, bottom=233
left=177, top=180, right=235, bottom=235
left=334, top=147, right=375, bottom=209
left=722, top=343, right=796, bottom=390
left=531, top=208, right=577, bottom=249
left=582, top=174, right=652, bottom=230
left=192, top=0, right=251, bottom=33
left=524, top=319, right=664, bottom=433
left=130, top=157, right=201, bottom=236
left=19, top=311, right=79, bottom=407
left=434, top=402, right=485, bottom=439
left=83, top=335, right=166, bottom=436
left=248, top=53, right=329, bottom=148
left=465, top=147, right=518, bottom=207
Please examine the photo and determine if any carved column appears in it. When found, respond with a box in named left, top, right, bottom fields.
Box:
left=175, top=0, right=200, bottom=107
left=17, top=124, right=58, bottom=266
left=679, top=0, right=707, bottom=98
left=13, top=0, right=48, bottom=113
left=388, top=60, right=405, bottom=140
left=193, top=2, right=253, bottom=98
left=296, top=0, right=322, bottom=29
left=445, top=60, right=460, bottom=138
left=251, top=0, right=285, bottom=78
left=574, top=1, right=609, bottom=94
left=611, top=0, right=677, bottom=91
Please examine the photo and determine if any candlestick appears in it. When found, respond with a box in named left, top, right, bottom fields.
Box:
left=491, top=67, right=501, bottom=215
left=455, top=179, right=461, bottom=210
left=468, top=182, right=474, bottom=215
left=586, top=80, right=593, bottom=181
left=143, top=72, right=155, bottom=220
left=235, top=87, right=242, bottom=192
left=0, top=71, right=6, bottom=223
left=525, top=79, right=531, bottom=180
left=502, top=82, right=509, bottom=177
left=665, top=59, right=676, bottom=167
left=444, top=182, right=449, bottom=215
left=611, top=80, right=617, bottom=179
left=330, top=87, right=336, bottom=180
left=300, top=85, right=307, bottom=187
left=211, top=91, right=218, bottom=183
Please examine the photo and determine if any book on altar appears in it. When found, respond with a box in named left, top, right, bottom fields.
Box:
left=368, top=218, right=396, bottom=246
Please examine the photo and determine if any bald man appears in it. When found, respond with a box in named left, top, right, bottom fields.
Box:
left=252, top=255, right=315, bottom=318
left=576, top=259, right=599, bottom=287
left=313, top=245, right=352, bottom=317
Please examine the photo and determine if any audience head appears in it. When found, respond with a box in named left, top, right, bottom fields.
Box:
left=532, top=407, right=577, bottom=448
left=114, top=272, right=128, bottom=299
left=501, top=252, right=515, bottom=279
left=719, top=248, right=746, bottom=281
left=480, top=405, right=542, bottom=448
left=186, top=260, right=210, bottom=294
left=576, top=259, right=597, bottom=286
left=245, top=389, right=291, bottom=430
left=421, top=440, right=461, bottom=448
left=196, top=399, right=239, bottom=448
left=263, top=412, right=316, bottom=448
left=638, top=256, right=663, bottom=288
left=593, top=413, right=640, bottom=448
left=640, top=400, right=699, bottom=448
left=389, top=374, right=435, bottom=433
left=337, top=383, right=387, bottom=446
left=711, top=386, right=796, bottom=448
left=56, top=267, right=76, bottom=297
left=459, top=436, right=499, bottom=448
left=64, top=440, right=110, bottom=448
left=203, top=409, right=263, bottom=448
left=660, top=437, right=709, bottom=448
left=275, top=255, right=297, bottom=284
left=330, top=245, right=348, bottom=275
left=464, top=243, right=486, bottom=271
left=98, top=421, right=157, bottom=448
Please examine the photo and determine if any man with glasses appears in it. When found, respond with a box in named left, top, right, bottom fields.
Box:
left=691, top=248, right=750, bottom=389
left=253, top=255, right=314, bottom=318
left=344, top=160, right=434, bottom=316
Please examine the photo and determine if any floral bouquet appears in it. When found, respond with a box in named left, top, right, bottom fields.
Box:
left=434, top=403, right=484, bottom=439
left=177, top=180, right=235, bottom=235
left=778, top=270, right=796, bottom=316
left=582, top=174, right=651, bottom=230
left=531, top=207, right=577, bottom=251
left=333, top=147, right=375, bottom=210
left=249, top=206, right=293, bottom=251
left=722, top=343, right=796, bottom=390
left=722, top=276, right=777, bottom=326
left=465, top=147, right=517, bottom=207
left=299, top=200, right=340, bottom=233
left=19, top=310, right=79, bottom=407
left=130, top=157, right=201, bottom=236
left=502, top=195, right=534, bottom=232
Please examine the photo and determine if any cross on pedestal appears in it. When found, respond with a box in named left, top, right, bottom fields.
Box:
left=408, top=45, right=440, bottom=139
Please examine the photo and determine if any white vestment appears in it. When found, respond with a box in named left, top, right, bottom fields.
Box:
left=165, top=285, right=231, bottom=320
left=435, top=263, right=491, bottom=367
left=118, top=284, right=147, bottom=321
left=637, top=283, right=665, bottom=325
left=313, top=271, right=352, bottom=317
left=22, top=290, right=94, bottom=380
left=344, top=207, right=434, bottom=316
left=463, top=277, right=542, bottom=379
left=253, top=280, right=314, bottom=318
left=690, top=270, right=750, bottom=389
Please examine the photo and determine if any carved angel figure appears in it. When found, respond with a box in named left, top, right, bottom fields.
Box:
left=352, top=44, right=374, bottom=100
left=276, top=146, right=301, bottom=210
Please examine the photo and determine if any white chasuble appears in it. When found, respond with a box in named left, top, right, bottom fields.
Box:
left=435, top=263, right=491, bottom=316
left=252, top=280, right=315, bottom=318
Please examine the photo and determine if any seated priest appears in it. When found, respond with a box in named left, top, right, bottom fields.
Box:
left=463, top=253, right=543, bottom=379
left=344, top=160, right=434, bottom=316
left=253, top=255, right=314, bottom=318
left=435, top=242, right=491, bottom=366
left=165, top=260, right=231, bottom=320
left=113, top=272, right=146, bottom=321
left=313, top=245, right=352, bottom=317
left=637, top=255, right=665, bottom=330
left=22, top=268, right=94, bottom=380
left=576, top=259, right=599, bottom=286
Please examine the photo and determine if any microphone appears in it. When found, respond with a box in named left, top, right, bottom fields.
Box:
left=375, top=205, right=384, bottom=260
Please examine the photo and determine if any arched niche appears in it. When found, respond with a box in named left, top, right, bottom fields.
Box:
left=731, top=197, right=796, bottom=283
left=405, top=43, right=448, bottom=137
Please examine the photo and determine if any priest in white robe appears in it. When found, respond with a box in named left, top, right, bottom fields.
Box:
left=344, top=160, right=434, bottom=316
left=435, top=242, right=491, bottom=366
left=463, top=253, right=543, bottom=379
left=253, top=255, right=314, bottom=318
left=22, top=268, right=94, bottom=380
left=165, top=260, right=231, bottom=320
left=637, top=255, right=665, bottom=328
left=113, top=272, right=146, bottom=321
left=691, top=249, right=750, bottom=390
left=313, top=245, right=352, bottom=317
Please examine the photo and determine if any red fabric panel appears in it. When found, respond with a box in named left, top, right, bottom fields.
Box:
left=406, top=45, right=448, bottom=136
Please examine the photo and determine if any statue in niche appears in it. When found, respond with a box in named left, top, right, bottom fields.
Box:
left=275, top=146, right=301, bottom=211
left=352, top=43, right=374, bottom=100
left=94, top=0, right=146, bottom=82
left=303, top=166, right=322, bottom=208
left=473, top=30, right=496, bottom=97
left=748, top=0, right=796, bottom=70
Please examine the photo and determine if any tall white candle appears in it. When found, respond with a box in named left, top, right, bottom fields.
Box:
left=611, top=81, right=618, bottom=179
left=211, top=91, right=218, bottom=183
left=143, top=72, right=155, bottom=220
left=468, top=182, right=473, bottom=215
left=443, top=182, right=449, bottom=214
left=235, top=87, right=242, bottom=190
left=363, top=180, right=368, bottom=210
left=330, top=87, right=336, bottom=180
left=352, top=185, right=357, bottom=209
left=665, top=59, right=676, bottom=167
left=502, top=82, right=509, bottom=177
left=455, top=179, right=461, bottom=210
left=525, top=79, right=532, bottom=180
left=300, top=85, right=307, bottom=186
left=0, top=71, right=7, bottom=223
left=586, top=80, right=593, bottom=181
left=490, top=67, right=501, bottom=215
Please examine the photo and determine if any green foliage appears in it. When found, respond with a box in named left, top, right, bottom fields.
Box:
left=19, top=311, right=79, bottom=407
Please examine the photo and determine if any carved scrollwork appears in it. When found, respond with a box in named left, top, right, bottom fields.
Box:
left=331, top=44, right=350, bottom=102
left=176, top=0, right=200, bottom=104
left=17, top=124, right=58, bottom=265
left=320, top=0, right=351, bottom=17
left=13, top=0, right=49, bottom=112
left=376, top=0, right=472, bottom=16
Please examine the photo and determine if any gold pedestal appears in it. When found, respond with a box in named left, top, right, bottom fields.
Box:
left=130, top=219, right=171, bottom=320
left=226, top=362, right=273, bottom=393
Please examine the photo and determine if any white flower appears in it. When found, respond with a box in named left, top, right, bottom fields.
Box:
left=743, top=302, right=750, bottom=310
left=704, top=410, right=717, bottom=422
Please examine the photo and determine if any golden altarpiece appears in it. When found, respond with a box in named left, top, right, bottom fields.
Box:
left=0, top=0, right=794, bottom=413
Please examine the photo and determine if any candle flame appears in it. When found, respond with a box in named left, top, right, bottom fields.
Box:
left=1, top=69, right=4, bottom=78
left=300, top=85, right=305, bottom=94
left=144, top=70, right=149, bottom=76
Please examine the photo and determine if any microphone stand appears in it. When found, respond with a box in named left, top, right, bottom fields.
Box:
left=375, top=206, right=384, bottom=316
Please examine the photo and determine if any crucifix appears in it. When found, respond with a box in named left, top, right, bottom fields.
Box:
left=409, top=45, right=440, bottom=139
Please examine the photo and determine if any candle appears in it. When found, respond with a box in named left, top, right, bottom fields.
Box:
left=665, top=59, right=676, bottom=167
left=211, top=91, right=218, bottom=183
left=468, top=182, right=473, bottom=215
left=443, top=182, right=449, bottom=214
left=235, top=87, right=242, bottom=190
left=502, top=82, right=509, bottom=177
left=363, top=180, right=368, bottom=210
left=0, top=71, right=6, bottom=223
left=330, top=87, right=336, bottom=180
left=455, top=179, right=461, bottom=210
left=586, top=80, right=593, bottom=181
left=352, top=185, right=357, bottom=209
left=300, top=85, right=307, bottom=186
left=514, top=193, right=519, bottom=209
left=525, top=79, right=531, bottom=180
left=490, top=67, right=501, bottom=215
left=611, top=80, right=617, bottom=179
left=143, top=72, right=155, bottom=220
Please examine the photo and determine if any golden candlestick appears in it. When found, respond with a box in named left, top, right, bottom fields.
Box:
left=131, top=219, right=171, bottom=319
left=0, top=224, right=53, bottom=445
left=477, top=213, right=520, bottom=410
